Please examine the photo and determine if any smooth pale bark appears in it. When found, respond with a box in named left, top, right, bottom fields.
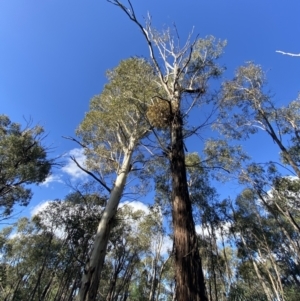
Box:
left=148, top=254, right=158, bottom=301
left=155, top=255, right=171, bottom=301
left=170, top=111, right=208, bottom=301
left=239, top=235, right=273, bottom=301
left=78, top=145, right=134, bottom=301
left=148, top=232, right=163, bottom=301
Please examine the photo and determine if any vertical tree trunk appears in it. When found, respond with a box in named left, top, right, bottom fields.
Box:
left=208, top=226, right=219, bottom=301
left=8, top=277, right=23, bottom=301
left=239, top=235, right=273, bottom=301
left=148, top=234, right=163, bottom=301
left=29, top=234, right=53, bottom=301
left=170, top=111, right=208, bottom=301
left=78, top=149, right=134, bottom=301
left=155, top=255, right=171, bottom=301
left=105, top=255, right=125, bottom=301
left=148, top=256, right=157, bottom=301
left=67, top=270, right=82, bottom=301
left=39, top=272, right=54, bottom=301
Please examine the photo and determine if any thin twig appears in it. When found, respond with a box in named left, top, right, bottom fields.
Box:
left=62, top=136, right=88, bottom=149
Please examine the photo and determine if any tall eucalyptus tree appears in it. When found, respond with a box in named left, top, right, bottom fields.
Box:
left=108, top=2, right=226, bottom=300
left=73, top=58, right=161, bottom=301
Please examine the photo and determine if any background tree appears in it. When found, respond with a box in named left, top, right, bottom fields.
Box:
left=0, top=115, right=53, bottom=217
left=0, top=217, right=61, bottom=301
left=217, top=62, right=300, bottom=178
left=97, top=205, right=167, bottom=301
left=0, top=187, right=105, bottom=301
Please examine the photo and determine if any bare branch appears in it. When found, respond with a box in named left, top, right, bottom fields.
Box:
left=140, top=143, right=155, bottom=155
left=108, top=0, right=166, bottom=86
left=70, top=156, right=111, bottom=193
left=62, top=136, right=88, bottom=148
left=288, top=210, right=300, bottom=232
left=276, top=50, right=300, bottom=57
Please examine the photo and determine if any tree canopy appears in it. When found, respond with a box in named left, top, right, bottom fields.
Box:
left=0, top=115, right=52, bottom=217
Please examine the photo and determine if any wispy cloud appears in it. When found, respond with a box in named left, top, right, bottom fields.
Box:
left=62, top=148, right=88, bottom=180
left=195, top=225, right=209, bottom=236
left=30, top=200, right=67, bottom=238
left=120, top=201, right=172, bottom=255
left=30, top=200, right=53, bottom=217
left=160, top=235, right=173, bottom=255
left=119, top=200, right=150, bottom=214
left=41, top=174, right=63, bottom=187
left=196, top=222, right=231, bottom=245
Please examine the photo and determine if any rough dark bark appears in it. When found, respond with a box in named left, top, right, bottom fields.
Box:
left=170, top=111, right=208, bottom=301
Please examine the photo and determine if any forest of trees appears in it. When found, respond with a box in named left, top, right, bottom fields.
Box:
left=1, top=1, right=300, bottom=301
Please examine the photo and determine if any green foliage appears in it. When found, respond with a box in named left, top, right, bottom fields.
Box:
left=228, top=183, right=300, bottom=301
left=180, top=36, right=226, bottom=90
left=228, top=283, right=268, bottom=301
left=217, top=62, right=300, bottom=180
left=0, top=115, right=52, bottom=216
left=3, top=13, right=300, bottom=301
left=204, top=139, right=250, bottom=181
left=77, top=58, right=160, bottom=175
left=219, top=62, right=270, bottom=139
left=0, top=188, right=106, bottom=301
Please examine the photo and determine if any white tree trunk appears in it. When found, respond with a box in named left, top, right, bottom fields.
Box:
left=78, top=147, right=134, bottom=301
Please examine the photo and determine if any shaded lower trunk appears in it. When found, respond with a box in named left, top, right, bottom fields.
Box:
left=29, top=234, right=53, bottom=301
left=170, top=112, right=208, bottom=301
left=39, top=273, right=54, bottom=301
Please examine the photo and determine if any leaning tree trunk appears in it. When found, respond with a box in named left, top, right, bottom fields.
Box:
left=170, top=110, right=208, bottom=301
left=78, top=148, right=134, bottom=301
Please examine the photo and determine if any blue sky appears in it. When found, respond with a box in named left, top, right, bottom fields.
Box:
left=1, top=0, right=300, bottom=219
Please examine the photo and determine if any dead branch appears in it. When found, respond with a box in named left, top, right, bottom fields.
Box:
left=276, top=50, right=300, bottom=57
left=70, top=156, right=111, bottom=193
